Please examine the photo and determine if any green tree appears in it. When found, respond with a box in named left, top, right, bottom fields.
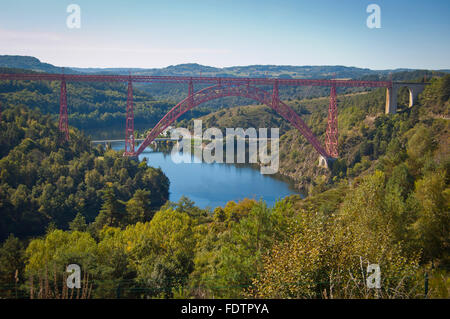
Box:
left=25, top=229, right=97, bottom=279
left=69, top=213, right=87, bottom=232
left=98, top=188, right=126, bottom=228
left=0, top=234, right=25, bottom=298
left=411, top=171, right=450, bottom=265
left=135, top=209, right=197, bottom=298
left=126, top=189, right=152, bottom=224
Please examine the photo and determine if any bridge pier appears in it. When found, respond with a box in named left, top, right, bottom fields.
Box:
left=385, top=82, right=427, bottom=114
left=318, top=155, right=336, bottom=169
left=385, top=86, right=397, bottom=114
left=408, top=85, right=424, bottom=107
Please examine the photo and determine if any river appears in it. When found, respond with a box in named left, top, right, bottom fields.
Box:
left=97, top=141, right=299, bottom=209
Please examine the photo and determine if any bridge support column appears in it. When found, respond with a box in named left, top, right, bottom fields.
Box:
left=318, top=155, right=328, bottom=168
left=59, top=78, right=69, bottom=141
left=385, top=86, right=397, bottom=114
left=318, top=155, right=336, bottom=169
left=325, top=85, right=338, bottom=158
left=409, top=85, right=425, bottom=107
left=272, top=80, right=279, bottom=110
left=124, top=79, right=135, bottom=155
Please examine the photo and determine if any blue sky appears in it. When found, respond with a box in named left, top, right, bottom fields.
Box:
left=0, top=0, right=449, bottom=69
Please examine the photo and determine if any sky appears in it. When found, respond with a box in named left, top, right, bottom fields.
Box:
left=0, top=0, right=449, bottom=69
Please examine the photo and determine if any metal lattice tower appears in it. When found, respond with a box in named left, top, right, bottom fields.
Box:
left=325, top=85, right=338, bottom=158
left=59, top=78, right=69, bottom=141
left=124, top=78, right=135, bottom=155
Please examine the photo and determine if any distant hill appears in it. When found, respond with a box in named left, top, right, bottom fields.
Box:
left=0, top=55, right=72, bottom=73
left=2, top=54, right=448, bottom=80
left=71, top=63, right=380, bottom=79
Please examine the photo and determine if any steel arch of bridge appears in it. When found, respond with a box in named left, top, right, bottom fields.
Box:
left=134, top=82, right=329, bottom=158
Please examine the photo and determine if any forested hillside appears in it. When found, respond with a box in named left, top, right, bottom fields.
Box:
left=0, top=70, right=175, bottom=130
left=0, top=105, right=169, bottom=240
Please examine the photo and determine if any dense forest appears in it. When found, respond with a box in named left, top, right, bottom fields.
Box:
left=0, top=105, right=170, bottom=239
left=0, top=68, right=448, bottom=298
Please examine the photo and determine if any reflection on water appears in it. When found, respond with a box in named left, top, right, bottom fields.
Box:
left=100, top=141, right=299, bottom=209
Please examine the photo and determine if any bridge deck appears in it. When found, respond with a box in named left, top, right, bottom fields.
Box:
left=0, top=73, right=392, bottom=88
